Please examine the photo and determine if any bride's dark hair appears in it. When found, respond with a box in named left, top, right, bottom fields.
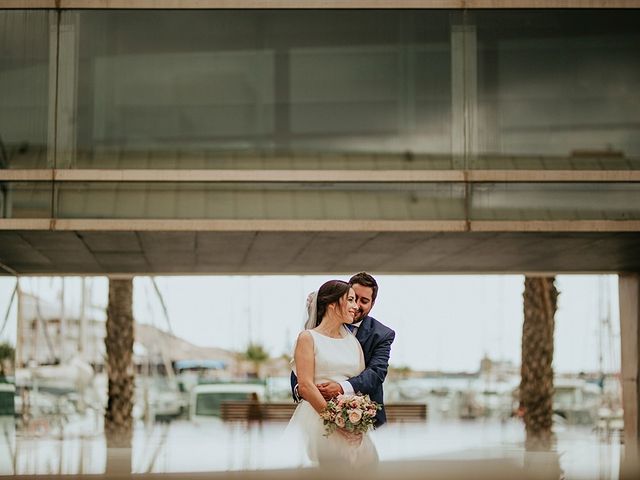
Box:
left=315, top=280, right=351, bottom=326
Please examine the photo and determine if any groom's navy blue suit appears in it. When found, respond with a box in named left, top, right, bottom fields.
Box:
left=290, top=315, right=395, bottom=427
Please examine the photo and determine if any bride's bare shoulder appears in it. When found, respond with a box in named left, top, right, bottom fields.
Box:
left=297, top=330, right=313, bottom=342
left=295, top=330, right=315, bottom=350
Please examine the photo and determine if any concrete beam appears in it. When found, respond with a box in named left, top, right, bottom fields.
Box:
left=3, top=1, right=640, bottom=9
left=3, top=169, right=640, bottom=183
left=2, top=218, right=640, bottom=233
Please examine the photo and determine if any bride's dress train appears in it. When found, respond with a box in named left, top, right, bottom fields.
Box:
left=286, top=327, right=378, bottom=468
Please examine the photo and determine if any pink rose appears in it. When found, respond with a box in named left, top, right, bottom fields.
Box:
left=335, top=415, right=346, bottom=428
left=348, top=409, right=363, bottom=424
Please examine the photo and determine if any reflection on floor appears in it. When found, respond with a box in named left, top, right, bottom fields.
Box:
left=0, top=416, right=626, bottom=478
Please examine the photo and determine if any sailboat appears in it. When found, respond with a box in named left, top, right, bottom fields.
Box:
left=594, top=276, right=623, bottom=435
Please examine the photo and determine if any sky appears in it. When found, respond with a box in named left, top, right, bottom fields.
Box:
left=0, top=274, right=620, bottom=374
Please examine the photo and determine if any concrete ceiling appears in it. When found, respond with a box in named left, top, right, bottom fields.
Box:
left=1, top=230, right=640, bottom=275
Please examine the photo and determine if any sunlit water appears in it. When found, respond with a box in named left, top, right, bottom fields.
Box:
left=0, top=415, right=622, bottom=478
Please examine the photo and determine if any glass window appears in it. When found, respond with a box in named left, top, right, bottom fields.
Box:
left=474, top=10, right=640, bottom=169
left=68, top=10, right=452, bottom=169
left=0, top=182, right=52, bottom=218
left=54, top=182, right=466, bottom=220
left=0, top=11, right=52, bottom=169
left=6, top=9, right=640, bottom=172
left=471, top=183, right=640, bottom=220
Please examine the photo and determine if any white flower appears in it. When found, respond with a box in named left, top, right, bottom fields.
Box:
left=348, top=409, right=363, bottom=424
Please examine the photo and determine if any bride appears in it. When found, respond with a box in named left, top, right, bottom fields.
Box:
left=287, top=279, right=378, bottom=468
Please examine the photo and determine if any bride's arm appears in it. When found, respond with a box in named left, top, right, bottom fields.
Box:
left=294, top=331, right=328, bottom=414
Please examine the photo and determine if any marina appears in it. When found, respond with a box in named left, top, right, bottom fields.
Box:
left=0, top=275, right=626, bottom=478
left=0, top=370, right=626, bottom=478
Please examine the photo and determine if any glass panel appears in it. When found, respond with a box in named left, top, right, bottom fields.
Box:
left=0, top=182, right=52, bottom=218
left=474, top=10, right=640, bottom=169
left=471, top=183, right=640, bottom=220
left=6, top=10, right=640, bottom=172
left=54, top=182, right=466, bottom=220
left=0, top=11, right=52, bottom=169
left=69, top=10, right=451, bottom=169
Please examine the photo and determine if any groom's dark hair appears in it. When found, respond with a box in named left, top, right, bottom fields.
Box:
left=349, top=272, right=378, bottom=301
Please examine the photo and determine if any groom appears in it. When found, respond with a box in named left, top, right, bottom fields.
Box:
left=291, top=272, right=396, bottom=427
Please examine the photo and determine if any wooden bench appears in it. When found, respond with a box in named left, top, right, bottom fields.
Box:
left=220, top=401, right=254, bottom=421
left=261, top=402, right=298, bottom=421
left=220, top=401, right=296, bottom=421
left=385, top=403, right=428, bottom=422
left=221, top=401, right=427, bottom=423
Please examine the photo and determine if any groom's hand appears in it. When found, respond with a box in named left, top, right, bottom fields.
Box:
left=316, top=382, right=343, bottom=399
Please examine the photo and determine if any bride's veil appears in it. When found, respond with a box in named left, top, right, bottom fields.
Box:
left=290, top=290, right=318, bottom=376
left=280, top=290, right=319, bottom=468
left=285, top=288, right=372, bottom=468
left=303, top=291, right=318, bottom=330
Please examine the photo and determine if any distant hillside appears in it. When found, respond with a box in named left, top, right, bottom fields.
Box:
left=134, top=323, right=237, bottom=363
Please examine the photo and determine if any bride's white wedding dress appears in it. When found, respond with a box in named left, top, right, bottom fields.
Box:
left=287, top=326, right=378, bottom=468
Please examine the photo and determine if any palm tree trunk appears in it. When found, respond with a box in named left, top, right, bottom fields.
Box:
left=105, top=278, right=134, bottom=455
left=520, top=276, right=558, bottom=451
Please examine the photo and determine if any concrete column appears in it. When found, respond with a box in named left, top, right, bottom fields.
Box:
left=619, top=274, right=640, bottom=469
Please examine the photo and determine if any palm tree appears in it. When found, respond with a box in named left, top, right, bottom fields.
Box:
left=520, top=276, right=558, bottom=452
left=105, top=278, right=134, bottom=455
left=244, top=343, right=270, bottom=379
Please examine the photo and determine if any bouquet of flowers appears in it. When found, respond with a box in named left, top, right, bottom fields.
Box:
left=319, top=393, right=381, bottom=437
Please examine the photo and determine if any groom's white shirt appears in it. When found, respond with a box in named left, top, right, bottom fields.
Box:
left=339, top=319, right=363, bottom=396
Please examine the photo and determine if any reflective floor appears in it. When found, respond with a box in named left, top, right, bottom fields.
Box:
left=0, top=416, right=624, bottom=478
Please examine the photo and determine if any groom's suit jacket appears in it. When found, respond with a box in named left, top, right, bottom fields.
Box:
left=290, top=315, right=396, bottom=427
